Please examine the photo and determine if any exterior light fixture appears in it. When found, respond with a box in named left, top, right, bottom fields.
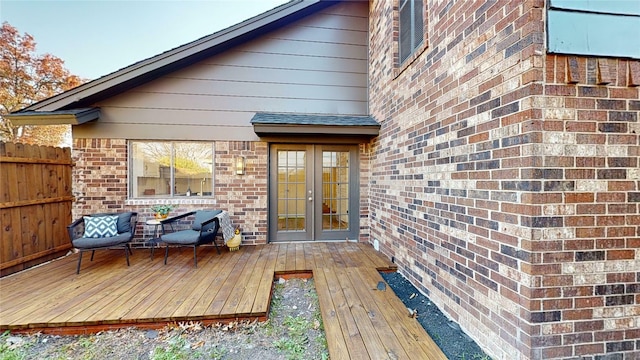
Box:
left=235, top=156, right=245, bottom=175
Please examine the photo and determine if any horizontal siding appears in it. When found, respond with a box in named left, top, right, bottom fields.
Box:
left=137, top=63, right=367, bottom=89
left=96, top=108, right=253, bottom=126
left=74, top=122, right=259, bottom=141
left=88, top=1, right=369, bottom=141
left=101, top=94, right=365, bottom=116
left=119, top=79, right=365, bottom=102
left=221, top=37, right=367, bottom=60
left=199, top=50, right=366, bottom=73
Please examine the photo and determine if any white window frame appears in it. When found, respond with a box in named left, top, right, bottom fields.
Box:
left=128, top=140, right=215, bottom=199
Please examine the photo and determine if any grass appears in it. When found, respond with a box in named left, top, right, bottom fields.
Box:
left=273, top=315, right=311, bottom=360
left=308, top=286, right=328, bottom=359
left=0, top=331, right=29, bottom=360
left=152, top=335, right=193, bottom=360
left=270, top=281, right=285, bottom=316
left=208, top=345, right=228, bottom=360
left=269, top=278, right=328, bottom=360
left=77, top=336, right=98, bottom=360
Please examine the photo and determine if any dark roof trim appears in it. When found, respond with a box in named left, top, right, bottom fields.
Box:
left=251, top=112, right=380, bottom=136
left=18, top=0, right=336, bottom=112
left=5, top=108, right=100, bottom=125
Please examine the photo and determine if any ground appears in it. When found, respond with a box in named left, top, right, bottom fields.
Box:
left=2, top=273, right=490, bottom=359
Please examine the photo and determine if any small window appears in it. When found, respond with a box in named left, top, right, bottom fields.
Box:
left=399, top=0, right=424, bottom=63
left=130, top=141, right=214, bottom=198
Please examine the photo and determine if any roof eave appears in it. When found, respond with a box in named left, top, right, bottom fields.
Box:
left=4, top=108, right=100, bottom=125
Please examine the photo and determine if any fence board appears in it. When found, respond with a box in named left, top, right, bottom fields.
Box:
left=0, top=142, right=73, bottom=276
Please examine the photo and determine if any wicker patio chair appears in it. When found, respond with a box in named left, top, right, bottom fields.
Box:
left=67, top=212, right=138, bottom=274
left=160, top=209, right=222, bottom=267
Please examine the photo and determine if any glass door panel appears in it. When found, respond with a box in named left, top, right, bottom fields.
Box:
left=269, top=144, right=358, bottom=242
left=321, top=151, right=350, bottom=231
left=277, top=150, right=307, bottom=232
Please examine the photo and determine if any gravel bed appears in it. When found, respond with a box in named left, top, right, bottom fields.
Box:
left=381, top=271, right=490, bottom=359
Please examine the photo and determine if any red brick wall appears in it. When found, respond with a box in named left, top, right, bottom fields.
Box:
left=533, top=54, right=640, bottom=360
left=72, top=139, right=268, bottom=245
left=72, top=139, right=129, bottom=216
left=359, top=142, right=374, bottom=243
left=368, top=0, right=639, bottom=359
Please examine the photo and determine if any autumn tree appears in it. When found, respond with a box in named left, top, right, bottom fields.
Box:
left=0, top=21, right=84, bottom=146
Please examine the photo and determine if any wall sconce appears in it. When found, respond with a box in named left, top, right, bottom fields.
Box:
left=235, top=156, right=245, bottom=175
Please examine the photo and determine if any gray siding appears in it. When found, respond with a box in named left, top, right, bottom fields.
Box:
left=547, top=1, right=640, bottom=59
left=550, top=0, right=640, bottom=15
left=76, top=1, right=369, bottom=140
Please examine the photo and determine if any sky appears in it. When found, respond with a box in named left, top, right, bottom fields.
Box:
left=0, top=0, right=288, bottom=80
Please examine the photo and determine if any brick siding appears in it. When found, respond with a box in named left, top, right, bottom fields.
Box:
left=368, top=0, right=639, bottom=359
left=72, top=139, right=268, bottom=246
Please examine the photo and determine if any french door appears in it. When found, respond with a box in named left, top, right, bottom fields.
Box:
left=269, top=144, right=359, bottom=242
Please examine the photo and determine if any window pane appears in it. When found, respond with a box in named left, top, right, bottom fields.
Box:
left=322, top=151, right=349, bottom=231
left=413, top=0, right=424, bottom=46
left=399, top=0, right=424, bottom=63
left=131, top=142, right=171, bottom=197
left=277, top=150, right=306, bottom=231
left=130, top=141, right=213, bottom=198
left=399, top=0, right=412, bottom=62
left=174, top=142, right=213, bottom=197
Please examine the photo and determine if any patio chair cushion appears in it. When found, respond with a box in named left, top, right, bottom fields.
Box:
left=94, top=211, right=135, bottom=233
left=83, top=215, right=119, bottom=238
left=72, top=232, right=132, bottom=249
left=161, top=229, right=200, bottom=245
left=116, top=212, right=135, bottom=233
left=192, top=209, right=222, bottom=231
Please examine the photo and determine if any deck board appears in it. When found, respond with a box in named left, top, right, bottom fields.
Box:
left=207, top=246, right=256, bottom=316
left=235, top=245, right=269, bottom=315
left=251, top=244, right=280, bottom=315
left=334, top=265, right=393, bottom=358
left=171, top=249, right=235, bottom=319
left=313, top=268, right=351, bottom=359
left=221, top=245, right=264, bottom=315
left=0, top=242, right=445, bottom=359
left=320, top=266, right=370, bottom=359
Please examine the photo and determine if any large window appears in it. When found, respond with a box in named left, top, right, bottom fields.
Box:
left=399, top=0, right=424, bottom=63
left=130, top=141, right=214, bottom=198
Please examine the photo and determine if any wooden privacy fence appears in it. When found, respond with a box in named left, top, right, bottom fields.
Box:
left=1, top=142, right=73, bottom=276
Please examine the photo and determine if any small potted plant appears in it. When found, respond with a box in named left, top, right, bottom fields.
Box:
left=150, top=204, right=175, bottom=219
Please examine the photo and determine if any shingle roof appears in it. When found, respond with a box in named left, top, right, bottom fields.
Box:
left=251, top=113, right=379, bottom=126
left=251, top=112, right=380, bottom=137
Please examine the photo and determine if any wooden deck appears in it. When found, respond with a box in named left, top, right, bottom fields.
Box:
left=0, top=242, right=446, bottom=359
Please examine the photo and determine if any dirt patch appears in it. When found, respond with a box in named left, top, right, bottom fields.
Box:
left=1, top=277, right=328, bottom=360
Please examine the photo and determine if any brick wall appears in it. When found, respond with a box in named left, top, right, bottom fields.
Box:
left=72, top=139, right=268, bottom=245
left=533, top=55, right=640, bottom=360
left=359, top=142, right=374, bottom=243
left=72, top=139, right=129, bottom=216
left=368, top=0, right=639, bottom=359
